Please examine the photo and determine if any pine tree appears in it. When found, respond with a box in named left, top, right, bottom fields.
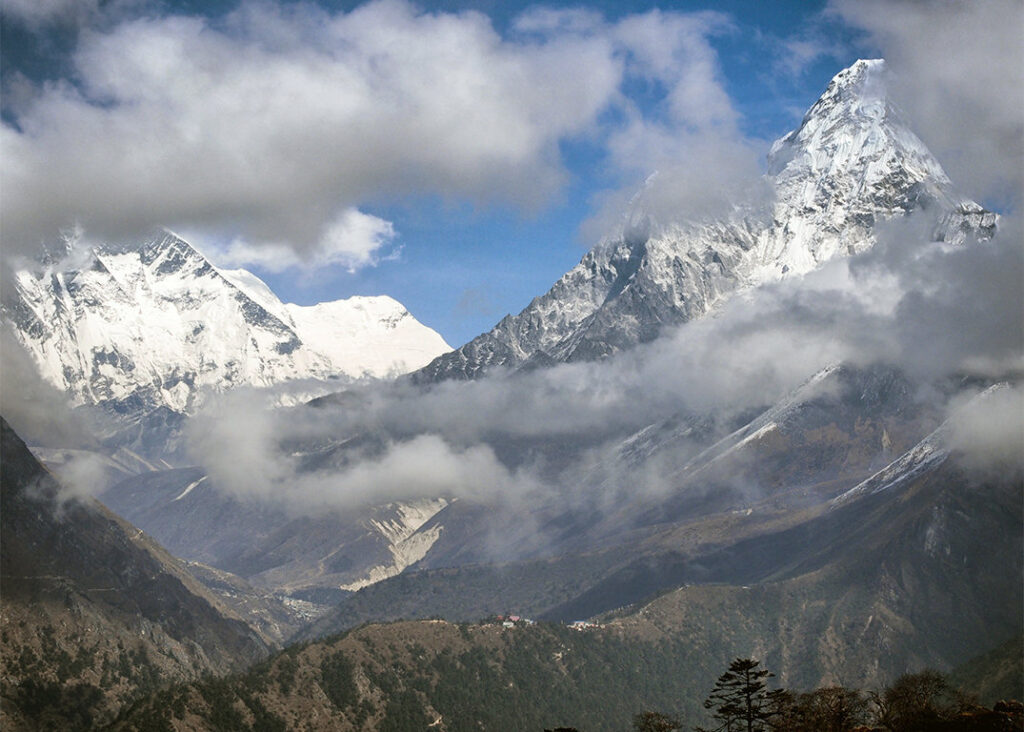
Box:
left=698, top=658, right=777, bottom=732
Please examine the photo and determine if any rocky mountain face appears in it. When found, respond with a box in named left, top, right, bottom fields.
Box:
left=0, top=417, right=272, bottom=729
left=300, top=377, right=1021, bottom=692
left=296, top=364, right=945, bottom=630
left=2, top=231, right=450, bottom=418
left=414, top=60, right=995, bottom=382
left=98, top=465, right=451, bottom=612
left=109, top=440, right=1023, bottom=732
left=608, top=450, right=1022, bottom=692
left=536, top=363, right=942, bottom=556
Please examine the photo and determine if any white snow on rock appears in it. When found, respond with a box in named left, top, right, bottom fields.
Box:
left=3, top=232, right=451, bottom=414
left=831, top=383, right=1009, bottom=507
left=416, top=60, right=996, bottom=382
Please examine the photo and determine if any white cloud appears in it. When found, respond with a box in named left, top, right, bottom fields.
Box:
left=215, top=207, right=398, bottom=273
left=947, top=384, right=1024, bottom=471
left=318, top=208, right=398, bottom=272
left=776, top=37, right=833, bottom=77
left=1, top=0, right=625, bottom=261
left=613, top=10, right=736, bottom=130
left=586, top=124, right=768, bottom=237
left=1, top=0, right=759, bottom=267
left=0, top=329, right=96, bottom=449
left=517, top=7, right=766, bottom=239
left=187, top=387, right=529, bottom=513
left=303, top=434, right=519, bottom=509
left=512, top=7, right=605, bottom=36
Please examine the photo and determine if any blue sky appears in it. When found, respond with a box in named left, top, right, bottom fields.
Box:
left=2, top=0, right=1020, bottom=347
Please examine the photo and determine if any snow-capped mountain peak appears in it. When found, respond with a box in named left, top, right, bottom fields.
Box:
left=3, top=230, right=451, bottom=415
left=770, top=58, right=893, bottom=168
left=413, top=59, right=995, bottom=383
left=218, top=266, right=451, bottom=381
left=769, top=59, right=955, bottom=216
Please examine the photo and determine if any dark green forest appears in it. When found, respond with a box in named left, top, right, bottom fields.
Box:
left=105, top=621, right=1023, bottom=732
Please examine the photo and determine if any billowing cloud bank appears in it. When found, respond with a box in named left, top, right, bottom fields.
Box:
left=186, top=217, right=1023, bottom=515
left=2, top=1, right=756, bottom=270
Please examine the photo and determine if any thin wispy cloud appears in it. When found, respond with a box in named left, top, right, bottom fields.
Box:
left=0, top=0, right=103, bottom=28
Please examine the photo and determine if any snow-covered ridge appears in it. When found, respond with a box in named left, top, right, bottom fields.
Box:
left=831, top=383, right=1009, bottom=507
left=3, top=231, right=451, bottom=414
left=636, top=365, right=839, bottom=486
left=831, top=424, right=950, bottom=508
left=415, top=59, right=996, bottom=383
left=219, top=268, right=451, bottom=381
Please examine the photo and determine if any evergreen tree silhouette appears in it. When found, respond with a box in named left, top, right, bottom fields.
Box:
left=697, top=658, right=776, bottom=732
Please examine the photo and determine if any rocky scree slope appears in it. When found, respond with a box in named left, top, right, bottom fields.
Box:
left=99, top=462, right=453, bottom=610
